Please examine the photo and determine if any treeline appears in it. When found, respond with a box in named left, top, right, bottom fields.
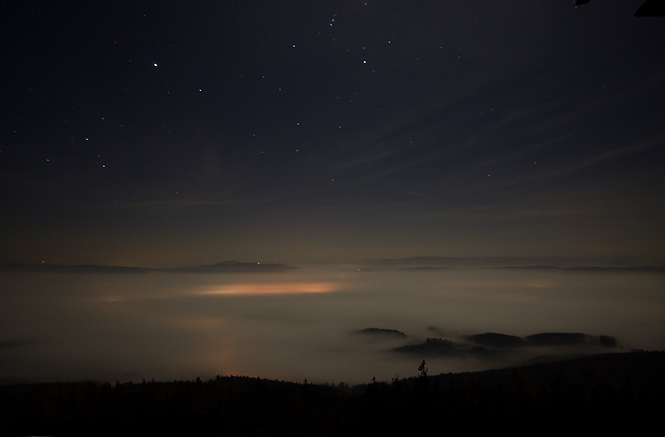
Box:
left=1, top=351, right=664, bottom=435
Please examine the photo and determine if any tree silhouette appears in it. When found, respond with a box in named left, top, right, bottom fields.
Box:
left=418, top=360, right=428, bottom=378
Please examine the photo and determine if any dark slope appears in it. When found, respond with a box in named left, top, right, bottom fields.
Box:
left=2, top=351, right=663, bottom=435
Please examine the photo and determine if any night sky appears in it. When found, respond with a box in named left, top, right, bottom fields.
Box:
left=2, top=1, right=664, bottom=268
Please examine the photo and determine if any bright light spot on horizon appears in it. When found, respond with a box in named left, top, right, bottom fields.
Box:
left=198, top=282, right=338, bottom=295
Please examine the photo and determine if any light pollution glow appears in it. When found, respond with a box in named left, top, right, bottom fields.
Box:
left=197, top=282, right=339, bottom=295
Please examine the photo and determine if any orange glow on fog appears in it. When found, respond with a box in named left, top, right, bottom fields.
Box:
left=198, top=282, right=338, bottom=296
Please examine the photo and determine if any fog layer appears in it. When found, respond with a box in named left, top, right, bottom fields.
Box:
left=1, top=265, right=663, bottom=384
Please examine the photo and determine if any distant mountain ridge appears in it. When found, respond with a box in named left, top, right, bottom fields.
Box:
left=357, top=256, right=665, bottom=271
left=169, top=261, right=296, bottom=273
left=0, top=264, right=152, bottom=273
left=0, top=261, right=296, bottom=274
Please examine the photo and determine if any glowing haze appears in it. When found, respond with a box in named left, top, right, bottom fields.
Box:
left=1, top=264, right=664, bottom=385
left=1, top=2, right=664, bottom=385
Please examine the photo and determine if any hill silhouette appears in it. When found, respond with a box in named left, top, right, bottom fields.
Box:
left=168, top=261, right=296, bottom=273
left=3, top=351, right=661, bottom=435
left=0, top=261, right=296, bottom=274
left=358, top=328, right=407, bottom=337
left=393, top=331, right=618, bottom=360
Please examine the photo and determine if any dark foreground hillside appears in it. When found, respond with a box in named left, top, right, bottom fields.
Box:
left=2, top=351, right=664, bottom=435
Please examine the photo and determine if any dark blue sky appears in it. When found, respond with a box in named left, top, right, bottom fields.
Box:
left=2, top=1, right=664, bottom=267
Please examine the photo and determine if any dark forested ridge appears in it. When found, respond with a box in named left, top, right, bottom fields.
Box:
left=393, top=331, right=618, bottom=357
left=1, top=351, right=663, bottom=435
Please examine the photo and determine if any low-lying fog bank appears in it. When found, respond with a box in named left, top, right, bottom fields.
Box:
left=1, top=264, right=663, bottom=384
